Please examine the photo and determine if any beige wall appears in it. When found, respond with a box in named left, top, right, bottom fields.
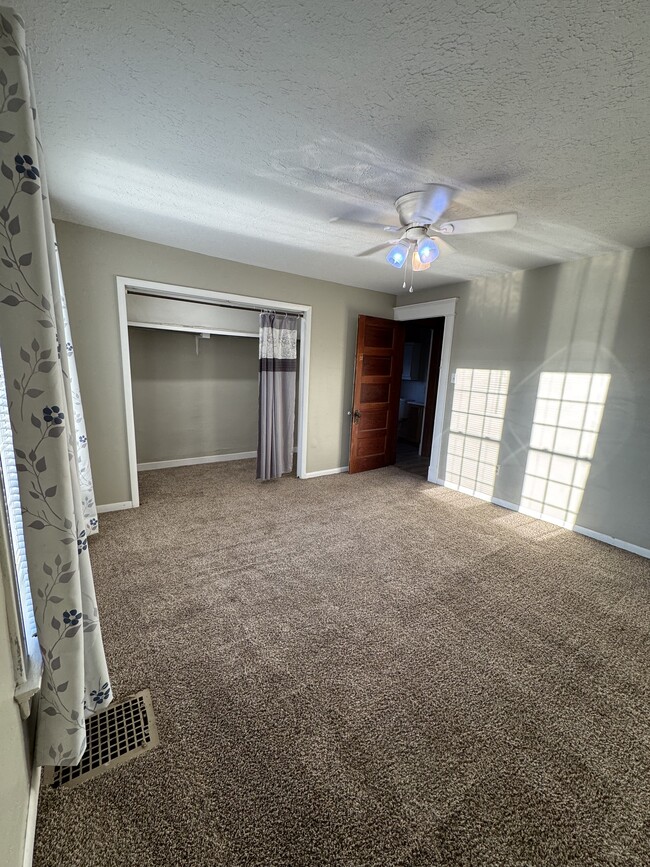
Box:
left=129, top=328, right=259, bottom=463
left=0, top=522, right=32, bottom=866
left=56, top=221, right=395, bottom=505
left=397, top=248, right=650, bottom=551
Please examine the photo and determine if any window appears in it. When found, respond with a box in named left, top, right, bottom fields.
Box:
left=0, top=345, right=40, bottom=717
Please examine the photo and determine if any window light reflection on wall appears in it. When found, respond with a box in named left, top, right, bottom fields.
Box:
left=521, top=372, right=611, bottom=528
left=445, top=368, right=511, bottom=498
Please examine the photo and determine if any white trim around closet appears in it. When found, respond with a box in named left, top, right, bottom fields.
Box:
left=116, top=277, right=312, bottom=508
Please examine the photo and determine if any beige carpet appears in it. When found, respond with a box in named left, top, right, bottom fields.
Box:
left=33, top=460, right=650, bottom=866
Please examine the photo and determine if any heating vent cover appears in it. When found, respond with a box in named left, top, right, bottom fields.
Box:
left=43, top=688, right=159, bottom=790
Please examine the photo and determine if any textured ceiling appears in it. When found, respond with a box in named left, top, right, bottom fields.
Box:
left=20, top=0, right=650, bottom=293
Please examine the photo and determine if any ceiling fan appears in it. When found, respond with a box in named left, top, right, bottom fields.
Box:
left=331, top=184, right=517, bottom=289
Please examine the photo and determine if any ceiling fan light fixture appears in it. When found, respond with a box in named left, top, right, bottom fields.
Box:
left=412, top=249, right=431, bottom=271
left=416, top=236, right=439, bottom=264
left=386, top=242, right=409, bottom=268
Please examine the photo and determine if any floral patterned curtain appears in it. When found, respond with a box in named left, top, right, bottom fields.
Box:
left=0, top=8, right=110, bottom=766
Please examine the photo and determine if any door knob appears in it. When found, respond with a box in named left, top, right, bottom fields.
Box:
left=351, top=409, right=361, bottom=424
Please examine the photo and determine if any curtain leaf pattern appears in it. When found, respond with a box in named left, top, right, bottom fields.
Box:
left=0, top=8, right=110, bottom=766
left=257, top=313, right=299, bottom=480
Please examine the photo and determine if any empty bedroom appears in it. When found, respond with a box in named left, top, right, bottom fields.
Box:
left=0, top=1, right=648, bottom=866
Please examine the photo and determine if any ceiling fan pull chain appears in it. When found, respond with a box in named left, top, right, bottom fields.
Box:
left=401, top=251, right=414, bottom=293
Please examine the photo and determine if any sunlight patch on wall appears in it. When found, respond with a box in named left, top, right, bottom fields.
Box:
left=445, top=368, right=510, bottom=498
left=521, top=372, right=610, bottom=528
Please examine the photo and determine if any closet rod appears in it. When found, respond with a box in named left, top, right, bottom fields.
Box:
left=127, top=289, right=304, bottom=318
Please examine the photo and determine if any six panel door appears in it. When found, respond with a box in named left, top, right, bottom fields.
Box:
left=348, top=315, right=405, bottom=473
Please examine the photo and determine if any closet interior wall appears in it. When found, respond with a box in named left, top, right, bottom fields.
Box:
left=129, top=327, right=260, bottom=466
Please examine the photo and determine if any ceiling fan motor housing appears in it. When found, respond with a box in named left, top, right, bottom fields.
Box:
left=395, top=191, right=429, bottom=226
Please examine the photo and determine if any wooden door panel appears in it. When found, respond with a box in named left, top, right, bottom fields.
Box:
left=364, top=321, right=397, bottom=348
left=349, top=315, right=405, bottom=474
left=361, top=355, right=392, bottom=377
left=356, top=433, right=387, bottom=458
left=360, top=381, right=391, bottom=404
left=358, top=408, right=389, bottom=432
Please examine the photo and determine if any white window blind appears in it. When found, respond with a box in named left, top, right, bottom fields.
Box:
left=0, top=345, right=41, bottom=716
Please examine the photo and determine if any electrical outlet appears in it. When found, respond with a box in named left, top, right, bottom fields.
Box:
left=451, top=371, right=456, bottom=384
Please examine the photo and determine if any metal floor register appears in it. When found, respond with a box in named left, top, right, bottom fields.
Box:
left=43, top=688, right=159, bottom=790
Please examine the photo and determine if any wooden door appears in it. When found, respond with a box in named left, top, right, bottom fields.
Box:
left=349, top=315, right=405, bottom=474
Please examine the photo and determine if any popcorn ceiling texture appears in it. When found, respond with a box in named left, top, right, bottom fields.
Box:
left=19, top=0, right=650, bottom=291
left=33, top=461, right=650, bottom=866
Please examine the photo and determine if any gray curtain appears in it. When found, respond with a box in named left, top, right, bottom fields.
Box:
left=257, top=313, right=299, bottom=480
left=0, top=8, right=110, bottom=766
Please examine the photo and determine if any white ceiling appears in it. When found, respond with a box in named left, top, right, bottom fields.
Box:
left=21, top=0, right=650, bottom=294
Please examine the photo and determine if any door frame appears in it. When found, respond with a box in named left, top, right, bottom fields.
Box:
left=116, top=276, right=312, bottom=508
left=393, top=298, right=458, bottom=484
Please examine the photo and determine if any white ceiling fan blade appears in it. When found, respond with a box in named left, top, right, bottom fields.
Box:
left=355, top=241, right=396, bottom=257
left=414, top=184, right=456, bottom=224
left=330, top=218, right=400, bottom=233
left=437, top=212, right=518, bottom=235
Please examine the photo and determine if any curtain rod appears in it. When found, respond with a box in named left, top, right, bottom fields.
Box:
left=127, top=290, right=304, bottom=318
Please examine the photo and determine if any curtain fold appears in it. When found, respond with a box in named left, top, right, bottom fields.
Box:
left=257, top=313, right=299, bottom=480
left=0, top=7, right=110, bottom=766
left=56, top=253, right=98, bottom=535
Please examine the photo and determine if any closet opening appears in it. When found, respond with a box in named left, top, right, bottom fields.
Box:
left=116, top=278, right=311, bottom=509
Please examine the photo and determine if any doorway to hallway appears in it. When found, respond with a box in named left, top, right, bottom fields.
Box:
left=394, top=317, right=444, bottom=478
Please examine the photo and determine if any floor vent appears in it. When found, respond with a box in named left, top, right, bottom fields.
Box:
left=43, top=688, right=159, bottom=790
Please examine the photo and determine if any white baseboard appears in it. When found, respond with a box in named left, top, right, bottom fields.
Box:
left=96, top=501, right=133, bottom=514
left=570, top=525, right=650, bottom=559
left=301, top=466, right=349, bottom=479
left=432, top=477, right=649, bottom=559
left=137, top=451, right=257, bottom=472
left=22, top=760, right=40, bottom=867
